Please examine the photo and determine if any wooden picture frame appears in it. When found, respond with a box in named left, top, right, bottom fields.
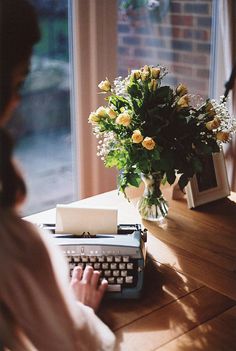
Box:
left=186, top=152, right=230, bottom=208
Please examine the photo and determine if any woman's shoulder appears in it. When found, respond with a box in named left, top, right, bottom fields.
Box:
left=0, top=208, right=49, bottom=262
left=1, top=208, right=40, bottom=236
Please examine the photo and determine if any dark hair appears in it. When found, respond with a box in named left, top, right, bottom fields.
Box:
left=0, top=128, right=26, bottom=207
left=0, top=0, right=40, bottom=115
left=0, top=0, right=40, bottom=208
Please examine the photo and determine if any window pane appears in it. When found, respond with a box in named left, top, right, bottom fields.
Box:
left=118, top=0, right=212, bottom=99
left=7, top=0, right=76, bottom=215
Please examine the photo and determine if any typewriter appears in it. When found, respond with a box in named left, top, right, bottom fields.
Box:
left=52, top=224, right=147, bottom=299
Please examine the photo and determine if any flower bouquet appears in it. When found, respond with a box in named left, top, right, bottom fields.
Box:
left=89, top=65, right=235, bottom=222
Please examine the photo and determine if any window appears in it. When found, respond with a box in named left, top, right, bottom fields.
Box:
left=6, top=1, right=218, bottom=215
left=7, top=0, right=76, bottom=215
left=117, top=0, right=213, bottom=99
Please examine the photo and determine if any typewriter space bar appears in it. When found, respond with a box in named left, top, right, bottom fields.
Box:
left=107, top=284, right=121, bottom=292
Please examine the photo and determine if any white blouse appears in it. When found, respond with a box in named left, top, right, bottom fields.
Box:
left=0, top=210, right=116, bottom=351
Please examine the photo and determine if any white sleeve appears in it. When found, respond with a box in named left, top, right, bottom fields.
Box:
left=37, top=228, right=116, bottom=351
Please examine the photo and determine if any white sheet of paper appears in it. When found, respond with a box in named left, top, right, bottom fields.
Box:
left=55, top=205, right=118, bottom=235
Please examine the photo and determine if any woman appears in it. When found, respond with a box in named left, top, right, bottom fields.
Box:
left=0, top=1, right=116, bottom=350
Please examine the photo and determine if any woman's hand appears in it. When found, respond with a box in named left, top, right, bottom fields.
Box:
left=70, top=265, right=108, bottom=311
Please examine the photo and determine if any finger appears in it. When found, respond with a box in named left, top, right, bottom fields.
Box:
left=90, top=270, right=101, bottom=288
left=82, top=265, right=93, bottom=283
left=98, top=278, right=108, bottom=295
left=71, top=265, right=83, bottom=281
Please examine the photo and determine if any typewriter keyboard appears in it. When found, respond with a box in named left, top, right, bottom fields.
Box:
left=67, top=255, right=138, bottom=292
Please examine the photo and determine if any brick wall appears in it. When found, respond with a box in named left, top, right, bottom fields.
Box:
left=117, top=0, right=213, bottom=98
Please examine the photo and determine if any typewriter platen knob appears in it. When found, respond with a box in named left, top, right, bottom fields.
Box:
left=141, top=228, right=147, bottom=242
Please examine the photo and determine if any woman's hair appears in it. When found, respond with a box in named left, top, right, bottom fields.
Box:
left=0, top=0, right=40, bottom=115
left=0, top=129, right=27, bottom=207
left=0, top=2, right=82, bottom=349
left=0, top=0, right=40, bottom=208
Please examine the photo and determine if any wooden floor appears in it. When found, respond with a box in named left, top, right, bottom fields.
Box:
left=99, top=256, right=236, bottom=351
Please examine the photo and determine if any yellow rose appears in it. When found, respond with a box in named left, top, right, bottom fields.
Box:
left=149, top=79, right=158, bottom=92
left=216, top=131, right=230, bottom=142
left=142, top=65, right=149, bottom=71
left=141, top=65, right=151, bottom=81
left=106, top=107, right=117, bottom=119
left=131, top=130, right=144, bottom=143
left=206, top=117, right=221, bottom=130
left=212, top=117, right=221, bottom=128
left=205, top=102, right=216, bottom=117
left=206, top=121, right=213, bottom=130
left=176, top=84, right=188, bottom=96
left=116, top=112, right=131, bottom=127
left=205, top=101, right=214, bottom=111
left=88, top=112, right=100, bottom=124
left=131, top=70, right=141, bottom=80
left=96, top=106, right=107, bottom=117
left=98, top=79, right=111, bottom=92
left=141, top=71, right=150, bottom=81
left=142, top=137, right=156, bottom=150
left=151, top=67, right=160, bottom=79
left=177, top=94, right=189, bottom=109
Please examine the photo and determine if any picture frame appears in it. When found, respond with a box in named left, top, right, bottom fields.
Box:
left=186, top=151, right=230, bottom=208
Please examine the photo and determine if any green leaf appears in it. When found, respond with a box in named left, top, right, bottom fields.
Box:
left=137, top=158, right=150, bottom=171
left=127, top=174, right=141, bottom=188
left=159, top=151, right=175, bottom=171
left=166, top=169, right=176, bottom=184
left=127, top=82, right=142, bottom=98
left=157, top=86, right=172, bottom=98
left=178, top=174, right=189, bottom=190
left=196, top=142, right=213, bottom=155
left=191, top=157, right=203, bottom=173
left=161, top=175, right=167, bottom=185
left=108, top=95, right=130, bottom=110
left=151, top=148, right=160, bottom=160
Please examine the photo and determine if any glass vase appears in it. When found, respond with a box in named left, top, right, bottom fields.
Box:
left=137, top=172, right=169, bottom=222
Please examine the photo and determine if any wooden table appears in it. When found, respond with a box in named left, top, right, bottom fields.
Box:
left=26, top=187, right=236, bottom=351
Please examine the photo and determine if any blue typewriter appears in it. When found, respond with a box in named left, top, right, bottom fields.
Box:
left=53, top=224, right=147, bottom=299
